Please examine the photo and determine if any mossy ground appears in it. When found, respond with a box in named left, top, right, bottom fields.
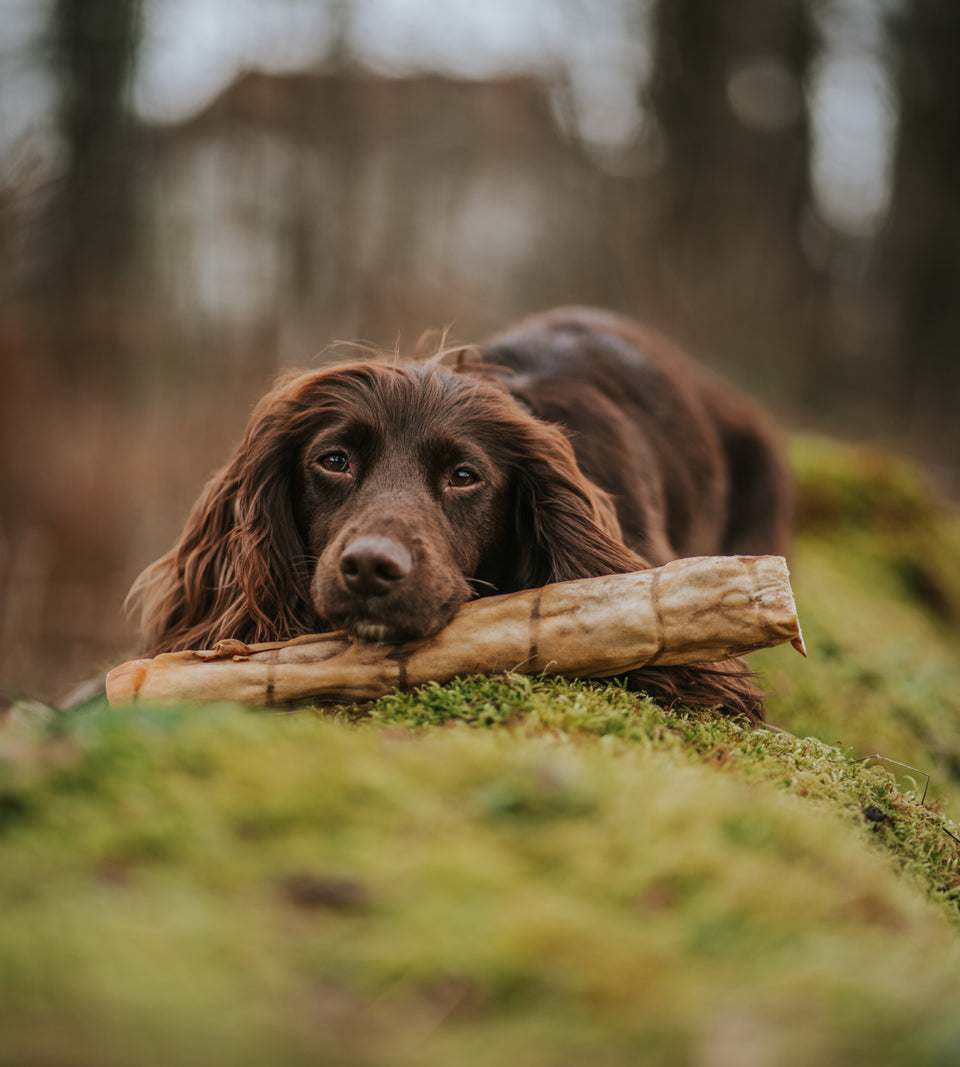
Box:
left=2, top=436, right=959, bottom=1066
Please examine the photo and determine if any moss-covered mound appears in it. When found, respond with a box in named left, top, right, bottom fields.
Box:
left=1, top=436, right=959, bottom=1066
left=758, top=436, right=960, bottom=811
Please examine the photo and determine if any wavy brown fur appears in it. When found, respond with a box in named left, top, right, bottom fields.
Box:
left=131, top=308, right=792, bottom=722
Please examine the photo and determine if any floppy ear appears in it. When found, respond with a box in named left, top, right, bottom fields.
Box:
left=130, top=399, right=317, bottom=655
left=502, top=418, right=647, bottom=590
left=491, top=414, right=765, bottom=720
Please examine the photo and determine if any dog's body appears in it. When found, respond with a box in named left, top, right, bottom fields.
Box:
left=483, top=308, right=791, bottom=564
left=134, top=308, right=792, bottom=718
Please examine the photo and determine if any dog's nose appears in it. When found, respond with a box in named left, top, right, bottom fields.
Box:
left=339, top=535, right=412, bottom=596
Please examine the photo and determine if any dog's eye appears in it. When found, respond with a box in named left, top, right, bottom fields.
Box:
left=317, top=451, right=350, bottom=474
left=448, top=466, right=478, bottom=488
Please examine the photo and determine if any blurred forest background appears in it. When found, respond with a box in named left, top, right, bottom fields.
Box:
left=1, top=0, right=959, bottom=703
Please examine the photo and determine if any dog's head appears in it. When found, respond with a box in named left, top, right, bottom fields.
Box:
left=132, top=359, right=642, bottom=654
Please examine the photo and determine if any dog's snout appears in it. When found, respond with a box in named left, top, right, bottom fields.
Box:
left=339, top=535, right=412, bottom=596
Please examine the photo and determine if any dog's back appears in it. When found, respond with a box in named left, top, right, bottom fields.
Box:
left=481, top=307, right=793, bottom=566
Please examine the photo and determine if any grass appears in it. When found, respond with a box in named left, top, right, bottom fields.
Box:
left=1, top=435, right=960, bottom=1066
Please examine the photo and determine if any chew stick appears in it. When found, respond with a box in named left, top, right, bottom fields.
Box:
left=106, top=555, right=804, bottom=707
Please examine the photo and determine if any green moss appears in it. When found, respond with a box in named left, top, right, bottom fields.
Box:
left=2, top=685, right=960, bottom=1066
left=755, top=436, right=960, bottom=816
left=2, top=434, right=960, bottom=1065
left=789, top=434, right=960, bottom=626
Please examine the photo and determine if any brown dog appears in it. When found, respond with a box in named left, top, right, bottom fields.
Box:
left=133, top=307, right=792, bottom=717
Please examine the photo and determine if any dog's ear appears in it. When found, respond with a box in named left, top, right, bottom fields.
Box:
left=129, top=389, right=317, bottom=655
left=499, top=418, right=647, bottom=590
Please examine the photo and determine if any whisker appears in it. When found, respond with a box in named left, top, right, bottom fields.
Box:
left=287, top=555, right=319, bottom=580
left=467, top=577, right=499, bottom=595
